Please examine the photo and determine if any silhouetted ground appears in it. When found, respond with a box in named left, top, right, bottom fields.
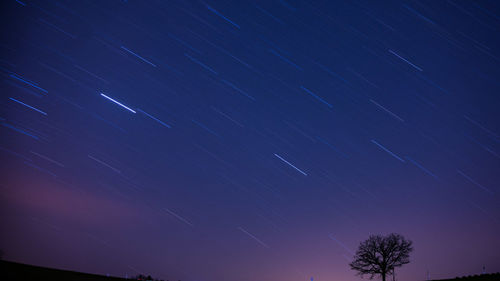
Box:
left=3, top=260, right=499, bottom=281
left=2, top=260, right=128, bottom=281
left=431, top=273, right=500, bottom=281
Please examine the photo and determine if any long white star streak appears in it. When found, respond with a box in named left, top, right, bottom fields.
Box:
left=100, top=93, right=136, bottom=113
left=273, top=153, right=308, bottom=176
left=237, top=227, right=269, bottom=248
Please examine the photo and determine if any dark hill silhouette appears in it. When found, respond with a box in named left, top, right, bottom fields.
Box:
left=430, top=273, right=500, bottom=281
left=1, top=260, right=164, bottom=281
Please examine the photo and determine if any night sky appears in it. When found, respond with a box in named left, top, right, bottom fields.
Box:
left=1, top=0, right=500, bottom=280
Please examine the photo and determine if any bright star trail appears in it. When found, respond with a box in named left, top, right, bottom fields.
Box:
left=1, top=1, right=499, bottom=281
left=9, top=74, right=48, bottom=93
left=9, top=97, right=47, bottom=116
left=274, top=153, right=308, bottom=176
left=100, top=93, right=136, bottom=114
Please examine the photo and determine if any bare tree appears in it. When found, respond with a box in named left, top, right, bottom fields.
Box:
left=349, top=233, right=413, bottom=281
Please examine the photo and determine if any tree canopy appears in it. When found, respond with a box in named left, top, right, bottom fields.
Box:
left=349, top=233, right=413, bottom=281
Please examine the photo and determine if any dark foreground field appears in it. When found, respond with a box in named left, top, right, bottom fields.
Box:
left=431, top=273, right=500, bottom=281
left=2, top=260, right=499, bottom=281
left=1, top=260, right=128, bottom=281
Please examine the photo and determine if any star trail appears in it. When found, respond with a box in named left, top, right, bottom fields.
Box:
left=1, top=1, right=499, bottom=281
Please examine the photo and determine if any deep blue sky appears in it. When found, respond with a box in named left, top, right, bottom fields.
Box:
left=1, top=1, right=500, bottom=280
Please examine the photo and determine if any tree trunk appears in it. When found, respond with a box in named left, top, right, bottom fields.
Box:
left=382, top=273, right=386, bottom=281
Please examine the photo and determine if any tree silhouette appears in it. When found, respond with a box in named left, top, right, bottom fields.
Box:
left=349, top=233, right=413, bottom=281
